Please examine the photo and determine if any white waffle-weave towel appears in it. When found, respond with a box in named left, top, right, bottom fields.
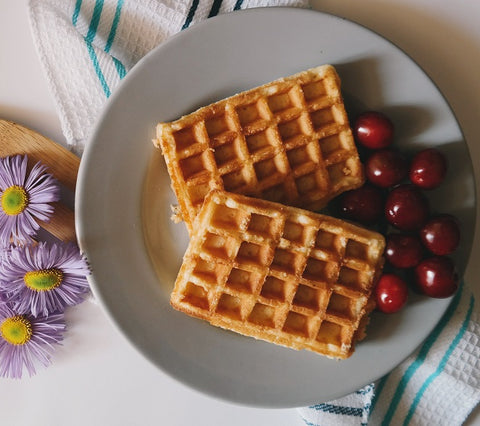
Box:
left=28, top=1, right=480, bottom=425
left=28, top=0, right=309, bottom=153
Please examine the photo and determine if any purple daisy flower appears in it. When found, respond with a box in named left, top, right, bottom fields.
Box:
left=0, top=301, right=65, bottom=378
left=0, top=244, right=9, bottom=262
left=0, top=242, right=90, bottom=317
left=0, top=155, right=60, bottom=245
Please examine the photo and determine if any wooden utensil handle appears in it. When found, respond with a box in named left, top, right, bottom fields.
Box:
left=0, top=119, right=80, bottom=242
left=38, top=202, right=77, bottom=242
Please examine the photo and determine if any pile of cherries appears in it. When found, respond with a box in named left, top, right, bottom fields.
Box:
left=339, top=111, right=461, bottom=314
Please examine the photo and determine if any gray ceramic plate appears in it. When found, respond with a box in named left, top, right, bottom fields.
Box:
left=76, top=7, right=475, bottom=407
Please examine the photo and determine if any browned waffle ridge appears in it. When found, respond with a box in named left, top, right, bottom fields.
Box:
left=170, top=191, right=385, bottom=359
left=155, top=65, right=364, bottom=233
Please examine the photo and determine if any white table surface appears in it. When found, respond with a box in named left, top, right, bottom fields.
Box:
left=1, top=1, right=480, bottom=425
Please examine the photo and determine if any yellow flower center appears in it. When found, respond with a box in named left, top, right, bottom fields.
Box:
left=24, top=269, right=64, bottom=292
left=1, top=185, right=29, bottom=216
left=0, top=315, right=33, bottom=345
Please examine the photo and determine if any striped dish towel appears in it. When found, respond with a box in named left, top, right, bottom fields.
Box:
left=28, top=0, right=309, bottom=153
left=28, top=1, right=480, bottom=425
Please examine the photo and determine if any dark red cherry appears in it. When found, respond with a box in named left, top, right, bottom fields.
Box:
left=420, top=214, right=460, bottom=255
left=339, top=185, right=384, bottom=224
left=415, top=256, right=459, bottom=298
left=366, top=150, right=408, bottom=188
left=385, top=233, right=424, bottom=268
left=353, top=111, right=394, bottom=149
left=410, top=148, right=447, bottom=189
left=375, top=274, right=409, bottom=313
left=385, top=184, right=430, bottom=230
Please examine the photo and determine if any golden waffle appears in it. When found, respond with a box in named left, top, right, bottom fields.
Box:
left=170, top=191, right=385, bottom=359
left=155, top=65, right=364, bottom=233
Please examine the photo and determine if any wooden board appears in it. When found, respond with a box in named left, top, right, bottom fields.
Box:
left=0, top=119, right=78, bottom=242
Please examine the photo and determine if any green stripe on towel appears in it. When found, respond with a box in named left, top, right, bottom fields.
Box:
left=403, top=295, right=474, bottom=425
left=380, top=282, right=465, bottom=425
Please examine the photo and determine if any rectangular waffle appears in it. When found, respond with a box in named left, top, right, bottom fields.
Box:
left=155, top=65, right=364, bottom=233
left=170, top=190, right=385, bottom=359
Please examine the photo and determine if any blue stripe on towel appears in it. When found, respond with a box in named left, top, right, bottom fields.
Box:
left=85, top=43, right=111, bottom=97
left=112, top=57, right=126, bottom=79
left=233, top=0, right=244, bottom=10
left=182, top=0, right=200, bottom=29
left=85, top=0, right=104, bottom=43
left=403, top=294, right=474, bottom=425
left=311, top=403, right=363, bottom=417
left=72, top=0, right=112, bottom=97
left=369, top=375, right=388, bottom=416
left=105, top=0, right=124, bottom=52
left=105, top=0, right=127, bottom=80
left=72, top=0, right=82, bottom=25
left=379, top=282, right=464, bottom=425
left=208, top=0, right=223, bottom=17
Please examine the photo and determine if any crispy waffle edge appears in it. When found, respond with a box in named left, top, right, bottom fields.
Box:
left=170, top=190, right=385, bottom=359
left=154, top=64, right=365, bottom=233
